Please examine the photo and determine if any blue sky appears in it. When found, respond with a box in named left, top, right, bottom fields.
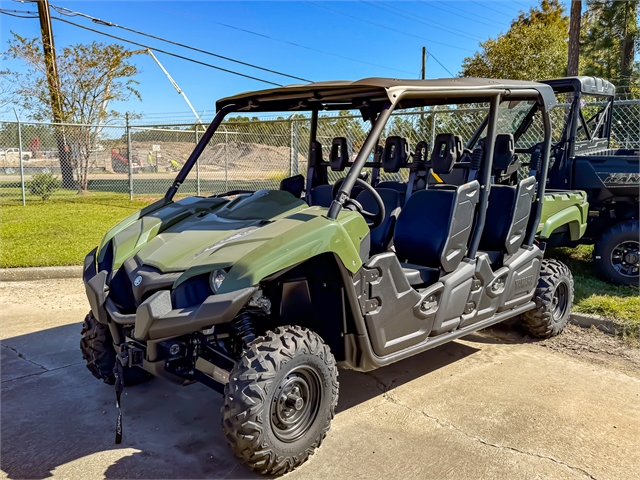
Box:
left=1, top=1, right=565, bottom=120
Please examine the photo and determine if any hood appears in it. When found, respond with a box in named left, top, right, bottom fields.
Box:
left=105, top=190, right=307, bottom=272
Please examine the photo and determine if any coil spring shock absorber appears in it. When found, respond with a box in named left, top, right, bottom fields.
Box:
left=233, top=311, right=256, bottom=348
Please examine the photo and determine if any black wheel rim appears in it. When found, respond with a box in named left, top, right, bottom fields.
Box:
left=610, top=240, right=640, bottom=278
left=271, top=365, right=322, bottom=443
left=551, top=282, right=569, bottom=322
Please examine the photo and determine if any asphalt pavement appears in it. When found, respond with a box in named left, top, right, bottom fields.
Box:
left=1, top=278, right=638, bottom=479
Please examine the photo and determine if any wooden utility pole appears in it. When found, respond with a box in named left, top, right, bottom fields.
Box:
left=421, top=46, right=427, bottom=80
left=36, top=0, right=75, bottom=188
left=567, top=0, right=582, bottom=77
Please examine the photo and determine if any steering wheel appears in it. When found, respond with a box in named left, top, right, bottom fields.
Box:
left=332, top=177, right=385, bottom=229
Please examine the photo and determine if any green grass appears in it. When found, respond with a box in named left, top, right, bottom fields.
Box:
left=547, top=245, right=640, bottom=339
left=1, top=193, right=153, bottom=268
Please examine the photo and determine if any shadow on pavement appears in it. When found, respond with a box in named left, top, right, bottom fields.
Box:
left=1, top=322, right=487, bottom=479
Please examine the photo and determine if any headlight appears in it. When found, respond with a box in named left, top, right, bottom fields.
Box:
left=209, top=269, right=227, bottom=293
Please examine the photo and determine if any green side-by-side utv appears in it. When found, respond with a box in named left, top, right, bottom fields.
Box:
left=81, top=78, right=586, bottom=475
left=541, top=77, right=638, bottom=285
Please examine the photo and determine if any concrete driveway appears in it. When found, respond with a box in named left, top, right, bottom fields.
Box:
left=1, top=278, right=638, bottom=479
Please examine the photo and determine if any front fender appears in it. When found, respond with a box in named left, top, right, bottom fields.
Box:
left=218, top=209, right=369, bottom=293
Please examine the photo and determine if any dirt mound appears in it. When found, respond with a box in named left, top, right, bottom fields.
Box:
left=130, top=141, right=307, bottom=173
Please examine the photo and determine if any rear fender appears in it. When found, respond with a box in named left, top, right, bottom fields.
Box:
left=538, top=191, right=588, bottom=241
left=538, top=204, right=588, bottom=241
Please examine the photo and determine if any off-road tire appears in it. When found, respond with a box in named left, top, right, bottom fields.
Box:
left=222, top=326, right=339, bottom=475
left=521, top=259, right=574, bottom=339
left=80, top=312, right=152, bottom=385
left=593, top=220, right=639, bottom=286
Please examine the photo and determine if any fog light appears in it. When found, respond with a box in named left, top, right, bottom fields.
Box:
left=169, top=343, right=181, bottom=355
left=210, top=269, right=227, bottom=293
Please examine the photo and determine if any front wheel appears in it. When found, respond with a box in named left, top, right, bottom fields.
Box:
left=593, top=220, right=639, bottom=286
left=521, top=259, right=574, bottom=339
left=222, top=326, right=339, bottom=475
left=80, top=312, right=152, bottom=385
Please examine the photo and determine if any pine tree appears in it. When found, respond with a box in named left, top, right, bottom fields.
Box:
left=581, top=1, right=639, bottom=93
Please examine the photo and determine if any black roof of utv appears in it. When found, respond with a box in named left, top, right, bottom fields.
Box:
left=216, top=77, right=557, bottom=114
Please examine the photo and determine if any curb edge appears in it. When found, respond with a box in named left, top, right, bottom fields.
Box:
left=0, top=266, right=83, bottom=282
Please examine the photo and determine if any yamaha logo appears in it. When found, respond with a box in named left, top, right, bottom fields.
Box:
left=133, top=275, right=142, bottom=287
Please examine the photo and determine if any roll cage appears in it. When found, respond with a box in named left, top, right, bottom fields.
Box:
left=166, top=78, right=557, bottom=254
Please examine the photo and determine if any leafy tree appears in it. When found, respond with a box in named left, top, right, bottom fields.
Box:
left=460, top=0, right=569, bottom=80
left=581, top=0, right=639, bottom=93
left=3, top=32, right=141, bottom=190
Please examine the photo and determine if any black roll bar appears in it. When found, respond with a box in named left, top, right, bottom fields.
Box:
left=164, top=104, right=237, bottom=201
left=466, top=94, right=501, bottom=259
left=305, top=109, right=319, bottom=200
left=524, top=103, right=553, bottom=247
left=327, top=101, right=394, bottom=219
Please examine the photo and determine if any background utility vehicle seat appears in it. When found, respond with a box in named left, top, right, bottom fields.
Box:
left=491, top=133, right=522, bottom=185
left=355, top=188, right=402, bottom=255
left=279, top=174, right=305, bottom=198
left=427, top=133, right=464, bottom=187
left=310, top=137, right=350, bottom=207
left=393, top=138, right=481, bottom=287
left=376, top=136, right=410, bottom=203
left=479, top=134, right=537, bottom=263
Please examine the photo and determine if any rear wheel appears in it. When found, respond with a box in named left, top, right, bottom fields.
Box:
left=80, top=312, right=152, bottom=385
left=521, top=259, right=574, bottom=339
left=593, top=220, right=639, bottom=286
left=222, top=326, right=338, bottom=475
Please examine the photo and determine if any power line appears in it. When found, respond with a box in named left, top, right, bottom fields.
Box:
left=0, top=8, right=39, bottom=19
left=432, top=1, right=507, bottom=26
left=1, top=7, right=283, bottom=86
left=151, top=4, right=417, bottom=76
left=362, top=1, right=484, bottom=42
left=468, top=1, right=515, bottom=19
left=426, top=52, right=456, bottom=77
left=49, top=4, right=312, bottom=83
left=417, top=1, right=505, bottom=29
left=356, top=2, right=458, bottom=76
left=307, top=1, right=475, bottom=53
left=489, top=0, right=522, bottom=13
left=51, top=15, right=284, bottom=86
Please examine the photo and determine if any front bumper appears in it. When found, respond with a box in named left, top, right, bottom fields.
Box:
left=83, top=249, right=257, bottom=341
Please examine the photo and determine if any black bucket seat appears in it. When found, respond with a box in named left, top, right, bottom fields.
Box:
left=479, top=134, right=536, bottom=264
left=393, top=139, right=481, bottom=287
left=310, top=137, right=350, bottom=207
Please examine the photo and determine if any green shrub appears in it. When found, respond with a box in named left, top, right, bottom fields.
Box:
left=29, top=173, right=61, bottom=200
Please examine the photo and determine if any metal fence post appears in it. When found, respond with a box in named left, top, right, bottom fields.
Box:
left=195, top=126, right=201, bottom=196
left=126, top=112, right=133, bottom=200
left=430, top=106, right=437, bottom=147
left=224, top=127, right=229, bottom=192
left=290, top=116, right=299, bottom=176
left=13, top=109, right=25, bottom=206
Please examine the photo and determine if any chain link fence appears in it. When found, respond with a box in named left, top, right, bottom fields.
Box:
left=1, top=99, right=638, bottom=205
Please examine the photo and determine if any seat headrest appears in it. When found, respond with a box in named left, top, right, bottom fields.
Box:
left=279, top=174, right=304, bottom=198
left=430, top=133, right=460, bottom=174
left=412, top=141, right=429, bottom=162
left=309, top=140, right=323, bottom=167
left=382, top=136, right=408, bottom=173
left=492, top=134, right=515, bottom=172
left=329, top=137, right=349, bottom=171
left=454, top=135, right=464, bottom=158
